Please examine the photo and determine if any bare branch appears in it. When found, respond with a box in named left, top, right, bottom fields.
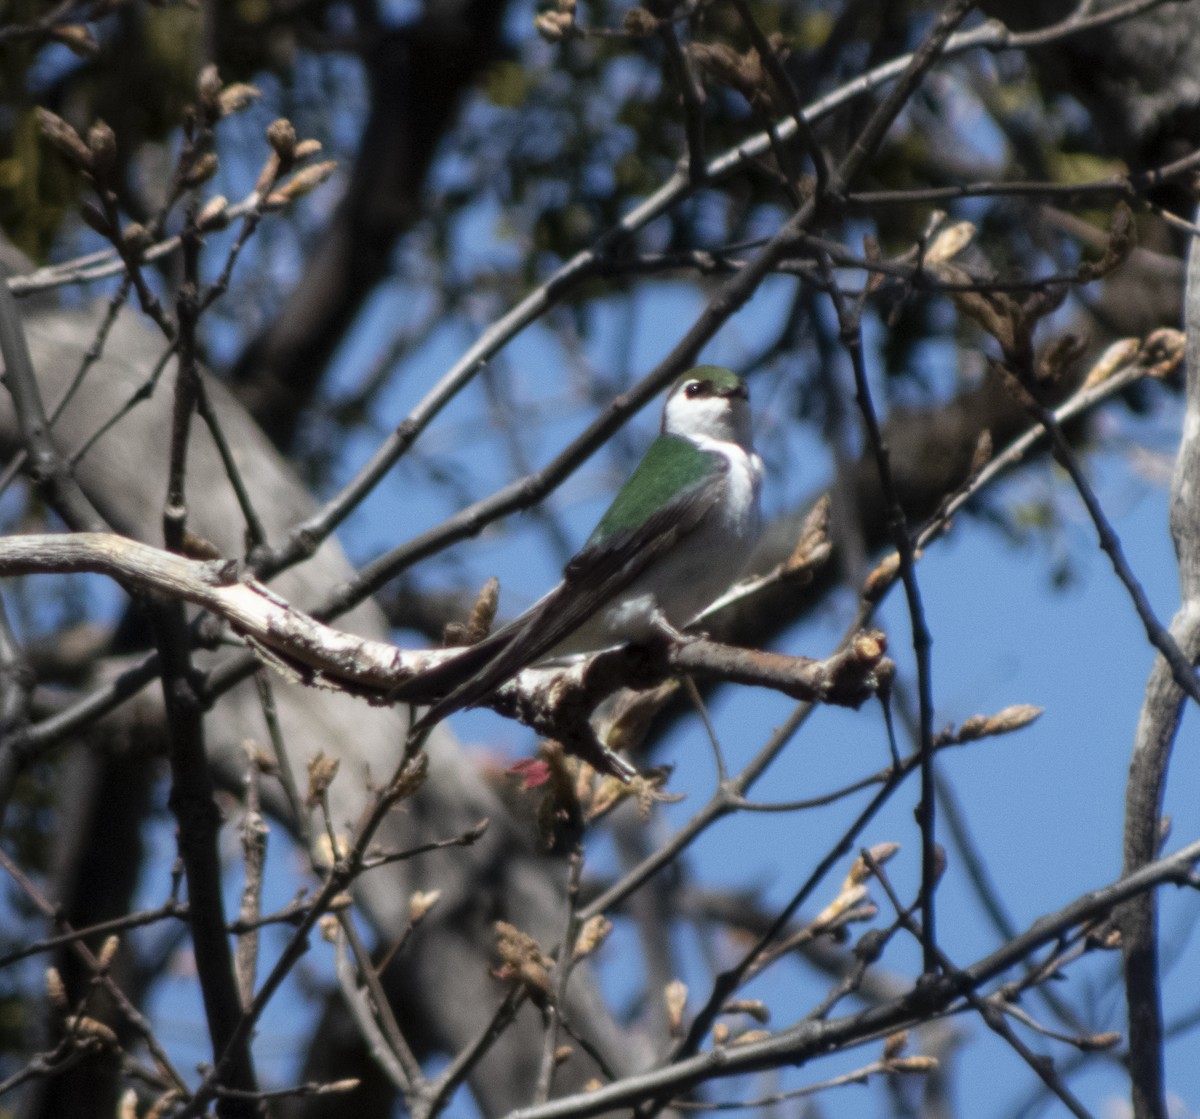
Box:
left=1117, top=206, right=1200, bottom=1119
left=507, top=838, right=1200, bottom=1119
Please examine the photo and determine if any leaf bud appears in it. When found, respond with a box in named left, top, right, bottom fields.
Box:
left=197, top=194, right=229, bottom=231
left=305, top=750, right=340, bottom=805
left=45, top=967, right=69, bottom=1011
left=122, top=222, right=151, bottom=256
left=664, top=979, right=687, bottom=1034
left=409, top=889, right=441, bottom=924
left=87, top=120, right=117, bottom=178
left=218, top=83, right=261, bottom=117
left=622, top=7, right=658, bottom=35
left=49, top=24, right=98, bottom=56
left=267, top=160, right=337, bottom=205
left=97, top=935, right=120, bottom=970
left=79, top=201, right=111, bottom=237
left=183, top=151, right=219, bottom=187
left=197, top=65, right=222, bottom=113
left=266, top=118, right=297, bottom=163
left=37, top=108, right=93, bottom=171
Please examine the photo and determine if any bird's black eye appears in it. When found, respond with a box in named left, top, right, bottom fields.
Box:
left=684, top=380, right=705, bottom=398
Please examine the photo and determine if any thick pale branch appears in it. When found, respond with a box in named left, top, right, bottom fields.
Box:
left=0, top=533, right=409, bottom=689
left=0, top=534, right=886, bottom=721
left=1119, top=208, right=1200, bottom=1119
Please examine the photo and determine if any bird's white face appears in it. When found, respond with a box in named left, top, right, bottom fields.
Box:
left=662, top=373, right=753, bottom=448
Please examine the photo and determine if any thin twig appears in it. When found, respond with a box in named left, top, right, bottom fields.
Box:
left=235, top=746, right=268, bottom=1009
left=177, top=748, right=432, bottom=1118
left=819, top=249, right=939, bottom=971
left=333, top=925, right=415, bottom=1094
left=0, top=262, right=107, bottom=532
left=658, top=20, right=707, bottom=184
left=534, top=848, right=586, bottom=1105
left=862, top=850, right=1097, bottom=1119
left=0, top=848, right=191, bottom=1096
left=339, top=911, right=425, bottom=1089
left=504, top=839, right=1200, bottom=1119
left=417, top=986, right=528, bottom=1119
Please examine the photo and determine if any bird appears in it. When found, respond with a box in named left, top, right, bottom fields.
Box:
left=401, top=365, right=764, bottom=736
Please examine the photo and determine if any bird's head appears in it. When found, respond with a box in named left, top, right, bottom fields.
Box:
left=661, top=366, right=753, bottom=447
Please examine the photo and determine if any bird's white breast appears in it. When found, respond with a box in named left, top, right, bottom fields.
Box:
left=558, top=434, right=763, bottom=653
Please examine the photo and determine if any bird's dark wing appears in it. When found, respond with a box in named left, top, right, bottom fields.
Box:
left=389, top=621, right=522, bottom=703
left=408, top=456, right=728, bottom=730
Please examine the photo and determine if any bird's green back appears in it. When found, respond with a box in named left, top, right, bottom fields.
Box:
left=585, top=435, right=719, bottom=547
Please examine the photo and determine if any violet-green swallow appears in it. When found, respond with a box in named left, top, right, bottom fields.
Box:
left=405, top=365, right=763, bottom=730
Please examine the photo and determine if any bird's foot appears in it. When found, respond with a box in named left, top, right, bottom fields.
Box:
left=649, top=609, right=702, bottom=647
left=596, top=745, right=638, bottom=783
